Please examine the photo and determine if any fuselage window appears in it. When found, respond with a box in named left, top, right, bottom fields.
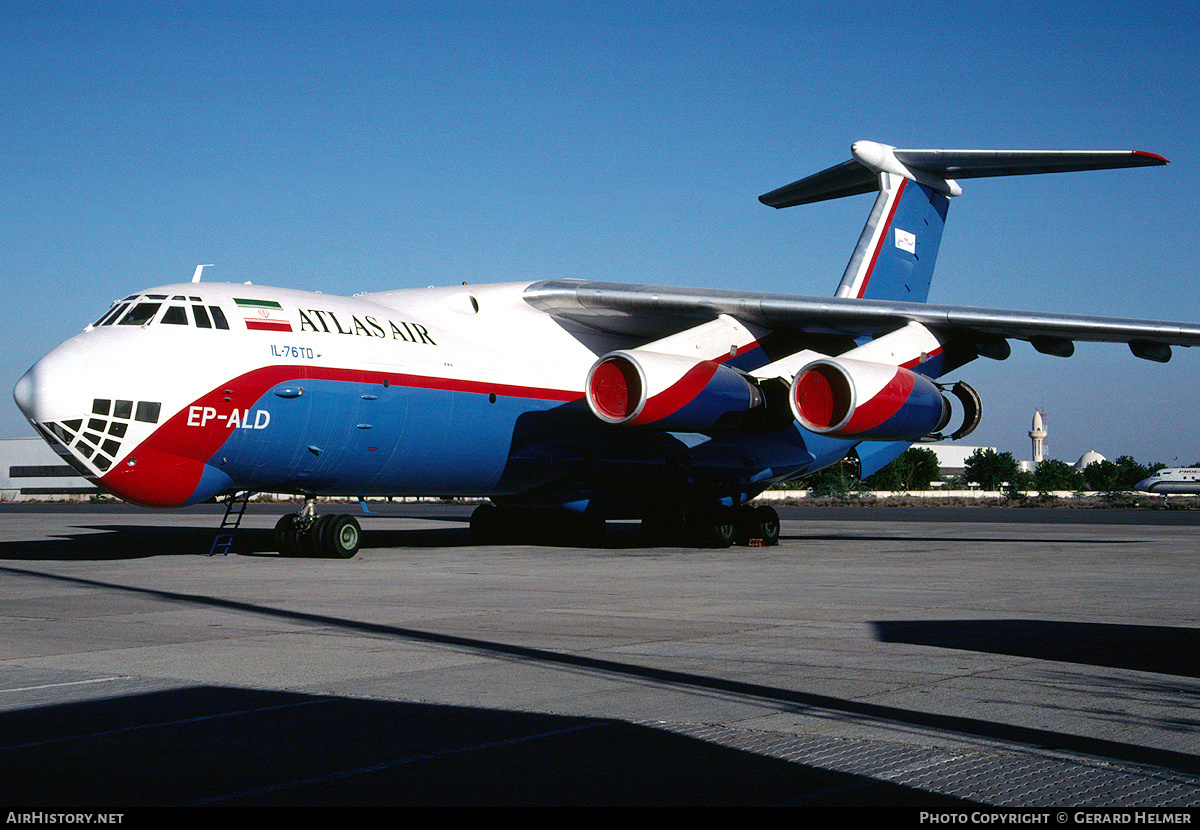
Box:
left=162, top=306, right=188, bottom=325
left=193, top=305, right=212, bottom=328
left=118, top=302, right=161, bottom=326
left=210, top=306, right=230, bottom=330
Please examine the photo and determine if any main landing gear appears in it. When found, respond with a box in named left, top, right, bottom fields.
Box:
left=642, top=504, right=780, bottom=548
left=469, top=503, right=606, bottom=546
left=273, top=499, right=361, bottom=558
left=469, top=502, right=780, bottom=549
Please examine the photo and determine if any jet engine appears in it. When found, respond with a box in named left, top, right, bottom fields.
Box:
left=586, top=350, right=763, bottom=432
left=790, top=357, right=953, bottom=442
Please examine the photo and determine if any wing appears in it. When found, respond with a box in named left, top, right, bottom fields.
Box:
left=524, top=279, right=1200, bottom=363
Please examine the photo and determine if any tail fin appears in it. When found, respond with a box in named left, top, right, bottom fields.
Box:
left=836, top=173, right=948, bottom=303
left=760, top=141, right=1167, bottom=304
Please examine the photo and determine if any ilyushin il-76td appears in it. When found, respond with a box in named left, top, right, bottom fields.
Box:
left=15, top=141, right=1200, bottom=557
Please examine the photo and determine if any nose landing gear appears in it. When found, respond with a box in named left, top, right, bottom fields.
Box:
left=274, top=499, right=361, bottom=558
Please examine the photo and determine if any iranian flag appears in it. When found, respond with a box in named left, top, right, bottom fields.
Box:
left=235, top=298, right=293, bottom=332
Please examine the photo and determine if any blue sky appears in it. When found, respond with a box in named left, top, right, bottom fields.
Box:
left=4, top=1, right=1199, bottom=465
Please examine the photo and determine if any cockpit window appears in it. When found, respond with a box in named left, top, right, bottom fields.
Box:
left=94, top=303, right=128, bottom=327
left=94, top=296, right=231, bottom=330
left=118, top=302, right=161, bottom=326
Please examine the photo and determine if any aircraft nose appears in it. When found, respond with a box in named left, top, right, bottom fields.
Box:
left=13, top=355, right=62, bottom=425
left=12, top=342, right=87, bottom=425
left=13, top=366, right=36, bottom=421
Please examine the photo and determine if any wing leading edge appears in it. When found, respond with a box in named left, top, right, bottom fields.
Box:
left=529, top=140, right=1184, bottom=361
left=524, top=279, right=1200, bottom=362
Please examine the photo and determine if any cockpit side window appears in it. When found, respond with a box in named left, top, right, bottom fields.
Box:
left=193, top=305, right=212, bottom=328
left=209, top=306, right=230, bottom=330
left=118, top=302, right=161, bottom=326
left=94, top=303, right=129, bottom=327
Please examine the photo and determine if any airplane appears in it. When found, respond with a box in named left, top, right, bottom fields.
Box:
left=1135, top=468, right=1200, bottom=496
left=14, top=140, right=1200, bottom=557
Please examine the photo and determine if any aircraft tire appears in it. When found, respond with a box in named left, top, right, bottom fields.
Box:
left=734, top=505, right=780, bottom=547
left=320, top=514, right=361, bottom=559
left=274, top=513, right=303, bottom=557
left=470, top=503, right=512, bottom=544
left=691, top=507, right=735, bottom=549
left=304, top=515, right=332, bottom=557
left=755, top=505, right=781, bottom=546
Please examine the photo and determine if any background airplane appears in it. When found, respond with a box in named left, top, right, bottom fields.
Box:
left=1135, top=468, right=1200, bottom=497
left=14, top=141, right=1200, bottom=556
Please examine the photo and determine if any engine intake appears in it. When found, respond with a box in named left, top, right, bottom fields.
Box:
left=586, top=350, right=763, bottom=432
left=790, top=357, right=950, bottom=442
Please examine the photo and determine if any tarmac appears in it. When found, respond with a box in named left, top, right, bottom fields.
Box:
left=1, top=502, right=1198, bottom=809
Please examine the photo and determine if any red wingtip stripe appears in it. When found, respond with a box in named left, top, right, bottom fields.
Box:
left=1132, top=150, right=1169, bottom=165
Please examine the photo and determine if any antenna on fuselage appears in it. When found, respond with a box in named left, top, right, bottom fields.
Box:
left=192, top=264, right=214, bottom=283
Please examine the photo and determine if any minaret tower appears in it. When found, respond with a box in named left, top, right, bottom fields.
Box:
left=1030, top=410, right=1047, bottom=464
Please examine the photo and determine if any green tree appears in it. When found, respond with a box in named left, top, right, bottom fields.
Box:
left=1082, top=459, right=1118, bottom=491
left=963, top=448, right=1020, bottom=490
left=803, top=456, right=861, bottom=497
left=1112, top=455, right=1153, bottom=490
left=864, top=447, right=942, bottom=491
left=1033, top=459, right=1084, bottom=492
left=1081, top=455, right=1161, bottom=492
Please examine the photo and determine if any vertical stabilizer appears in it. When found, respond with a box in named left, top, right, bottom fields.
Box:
left=836, top=172, right=949, bottom=303
left=759, top=140, right=1166, bottom=305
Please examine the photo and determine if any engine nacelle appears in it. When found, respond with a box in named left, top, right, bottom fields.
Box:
left=586, top=349, right=763, bottom=432
left=790, top=357, right=950, bottom=442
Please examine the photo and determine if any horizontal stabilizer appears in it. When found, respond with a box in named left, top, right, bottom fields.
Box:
left=760, top=142, right=1168, bottom=208
left=757, top=159, right=878, bottom=208
left=890, top=148, right=1168, bottom=180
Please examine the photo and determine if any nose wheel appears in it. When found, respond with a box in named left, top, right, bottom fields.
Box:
left=274, top=510, right=361, bottom=558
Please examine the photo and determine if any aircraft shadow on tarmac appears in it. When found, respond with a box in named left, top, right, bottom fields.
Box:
left=873, top=619, right=1200, bottom=679
left=5, top=563, right=1200, bottom=785
left=0, top=523, right=500, bottom=560
left=0, top=521, right=1142, bottom=561
left=0, top=684, right=977, bottom=809
left=0, top=520, right=793, bottom=559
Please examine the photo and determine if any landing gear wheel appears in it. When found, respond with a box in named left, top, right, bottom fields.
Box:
left=470, top=503, right=512, bottom=544
left=307, top=514, right=360, bottom=558
left=733, top=505, right=780, bottom=547
left=304, top=514, right=332, bottom=557
left=692, top=507, right=735, bottom=549
left=274, top=513, right=303, bottom=557
left=754, top=505, right=781, bottom=546
left=319, top=513, right=355, bottom=556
